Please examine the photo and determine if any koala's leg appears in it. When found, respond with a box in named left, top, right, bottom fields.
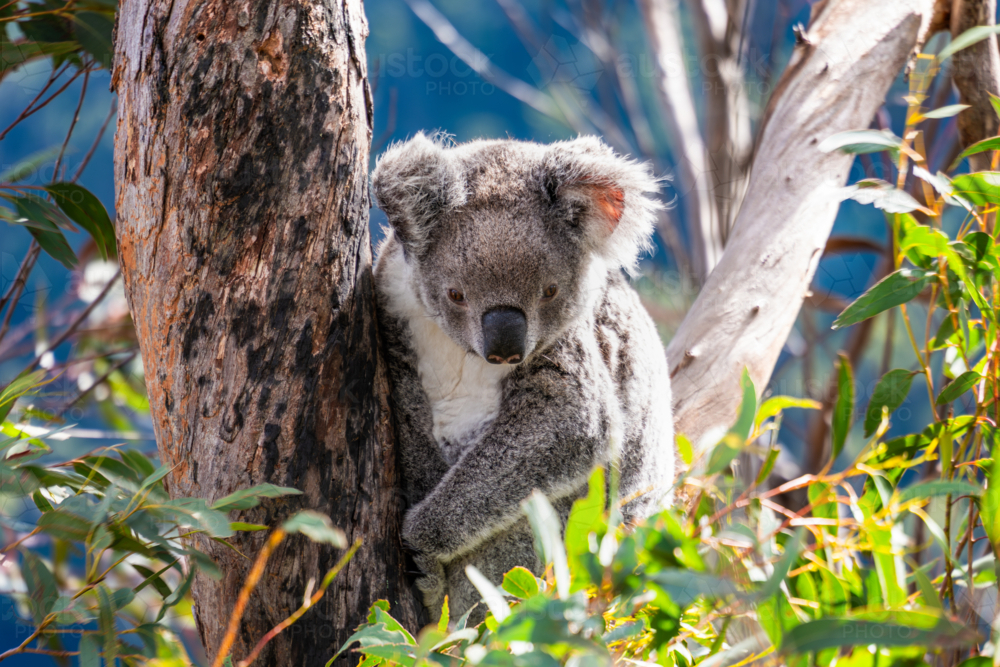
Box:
left=444, top=519, right=540, bottom=624
left=442, top=495, right=578, bottom=626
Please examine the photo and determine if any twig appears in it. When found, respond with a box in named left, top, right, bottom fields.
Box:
left=0, top=244, right=41, bottom=346
left=53, top=68, right=90, bottom=181
left=24, top=270, right=121, bottom=373
left=0, top=66, right=84, bottom=141
left=0, top=63, right=69, bottom=140
left=72, top=97, right=117, bottom=183
left=401, top=0, right=559, bottom=118
left=211, top=528, right=288, bottom=667
left=237, top=538, right=362, bottom=667
left=59, top=350, right=138, bottom=414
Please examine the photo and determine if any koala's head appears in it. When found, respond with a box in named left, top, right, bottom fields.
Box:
left=372, top=133, right=661, bottom=365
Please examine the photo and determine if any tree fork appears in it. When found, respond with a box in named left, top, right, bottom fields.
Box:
left=112, top=1, right=424, bottom=664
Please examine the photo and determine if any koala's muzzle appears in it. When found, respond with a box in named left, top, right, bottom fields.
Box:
left=482, top=307, right=527, bottom=364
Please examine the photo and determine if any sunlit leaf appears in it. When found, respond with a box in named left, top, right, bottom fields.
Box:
left=282, top=510, right=347, bottom=547
left=938, top=24, right=1000, bottom=62
left=951, top=172, right=1000, bottom=206
left=44, top=182, right=116, bottom=260
left=211, top=483, right=303, bottom=512
left=818, top=130, right=901, bottom=156
left=843, top=179, right=932, bottom=215
left=936, top=371, right=980, bottom=405
left=863, top=369, right=914, bottom=437
left=501, top=566, right=539, bottom=599
left=920, top=104, right=969, bottom=119
left=833, top=268, right=935, bottom=329
left=831, top=354, right=854, bottom=462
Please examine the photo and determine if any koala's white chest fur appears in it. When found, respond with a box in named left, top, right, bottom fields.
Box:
left=379, top=246, right=511, bottom=465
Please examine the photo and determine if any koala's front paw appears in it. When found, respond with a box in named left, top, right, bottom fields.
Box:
left=413, top=552, right=446, bottom=612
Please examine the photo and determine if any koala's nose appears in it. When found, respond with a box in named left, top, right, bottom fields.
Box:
left=482, top=307, right=527, bottom=365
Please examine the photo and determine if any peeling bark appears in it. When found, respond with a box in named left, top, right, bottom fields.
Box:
left=112, top=1, right=423, bottom=664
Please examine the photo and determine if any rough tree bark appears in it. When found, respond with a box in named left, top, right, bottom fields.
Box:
left=950, top=0, right=1000, bottom=171
left=666, top=0, right=938, bottom=449
left=111, top=0, right=423, bottom=665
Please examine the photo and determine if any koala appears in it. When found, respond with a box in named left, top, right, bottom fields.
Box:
left=371, top=133, right=675, bottom=620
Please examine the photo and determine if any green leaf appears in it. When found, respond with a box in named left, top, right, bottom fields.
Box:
left=282, top=510, right=347, bottom=547
left=844, top=179, right=931, bottom=214
left=121, top=449, right=157, bottom=478
left=831, top=354, right=854, bottom=462
left=97, top=584, right=118, bottom=666
left=78, top=634, right=101, bottom=667
left=936, top=371, right=980, bottom=405
left=758, top=529, right=802, bottom=601
left=863, top=369, right=914, bottom=437
left=153, top=498, right=234, bottom=538
left=0, top=146, right=61, bottom=183
left=20, top=550, right=58, bottom=623
left=675, top=433, right=693, bottom=466
left=979, top=457, right=1000, bottom=550
left=755, top=396, right=821, bottom=430
left=957, top=136, right=1000, bottom=162
left=755, top=447, right=781, bottom=486
left=139, top=464, right=173, bottom=491
left=501, top=566, right=540, bottom=599
left=990, top=92, right=1000, bottom=120
left=11, top=195, right=77, bottom=269
left=957, top=659, right=993, bottom=667
left=71, top=11, right=115, bottom=68
left=211, top=483, right=303, bottom=512
left=951, top=172, right=1000, bottom=206
left=781, top=615, right=976, bottom=653
left=437, top=595, right=449, bottom=634
left=131, top=562, right=173, bottom=597
left=922, top=104, right=970, bottom=119
left=833, top=268, right=934, bottom=329
left=0, top=39, right=78, bottom=77
left=818, top=130, right=901, bottom=156
left=37, top=509, right=92, bottom=542
left=896, top=480, right=981, bottom=505
left=0, top=369, right=48, bottom=423
left=522, top=491, right=569, bottom=598
left=912, top=167, right=972, bottom=209
left=938, top=24, right=1000, bottom=62
left=230, top=521, right=269, bottom=532
left=44, top=183, right=116, bottom=260
left=729, top=367, right=757, bottom=441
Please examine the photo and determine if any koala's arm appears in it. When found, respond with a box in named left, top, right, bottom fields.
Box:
left=379, top=311, right=451, bottom=506
left=402, top=357, right=610, bottom=562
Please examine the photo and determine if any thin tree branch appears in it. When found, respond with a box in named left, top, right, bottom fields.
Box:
left=401, top=0, right=560, bottom=118
left=72, top=96, right=117, bottom=183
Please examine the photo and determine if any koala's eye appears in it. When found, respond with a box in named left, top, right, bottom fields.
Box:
left=447, top=288, right=466, bottom=304
left=541, top=284, right=559, bottom=301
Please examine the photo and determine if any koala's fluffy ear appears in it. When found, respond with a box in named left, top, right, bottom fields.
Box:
left=541, top=136, right=662, bottom=273
left=372, top=132, right=466, bottom=254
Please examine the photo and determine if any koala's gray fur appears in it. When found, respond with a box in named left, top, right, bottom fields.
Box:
left=371, top=133, right=675, bottom=619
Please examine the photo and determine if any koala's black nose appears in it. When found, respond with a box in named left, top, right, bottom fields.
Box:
left=482, top=307, right=527, bottom=364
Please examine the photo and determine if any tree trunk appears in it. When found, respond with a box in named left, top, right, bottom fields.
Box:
left=950, top=0, right=1000, bottom=172
left=111, top=1, right=424, bottom=665
left=666, top=0, right=938, bottom=450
